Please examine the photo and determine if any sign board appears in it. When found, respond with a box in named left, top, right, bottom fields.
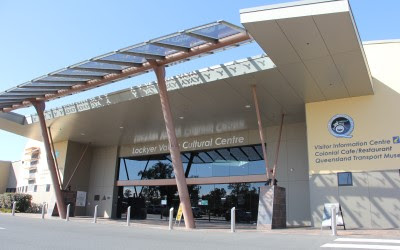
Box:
left=175, top=203, right=183, bottom=225
left=76, top=191, right=87, bottom=207
left=321, top=203, right=345, bottom=228
left=161, top=200, right=167, bottom=205
left=201, top=200, right=208, bottom=206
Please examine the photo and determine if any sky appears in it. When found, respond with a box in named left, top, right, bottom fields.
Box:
left=0, top=0, right=399, bottom=161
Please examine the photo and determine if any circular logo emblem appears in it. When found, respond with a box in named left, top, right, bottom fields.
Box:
left=328, top=114, right=354, bottom=138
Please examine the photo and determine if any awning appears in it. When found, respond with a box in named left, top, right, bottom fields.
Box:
left=0, top=21, right=251, bottom=112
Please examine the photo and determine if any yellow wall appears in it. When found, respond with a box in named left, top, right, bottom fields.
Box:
left=306, top=41, right=400, bottom=174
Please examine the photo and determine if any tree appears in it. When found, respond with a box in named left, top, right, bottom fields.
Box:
left=124, top=189, right=132, bottom=198
left=139, top=161, right=177, bottom=206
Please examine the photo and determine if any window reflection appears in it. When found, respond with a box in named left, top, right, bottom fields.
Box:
left=118, top=144, right=266, bottom=180
left=117, top=182, right=264, bottom=223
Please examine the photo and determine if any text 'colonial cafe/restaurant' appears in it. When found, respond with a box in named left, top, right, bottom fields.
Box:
left=0, top=0, right=399, bottom=229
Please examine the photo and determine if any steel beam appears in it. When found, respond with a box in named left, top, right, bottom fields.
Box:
left=251, top=85, right=270, bottom=181
left=31, top=100, right=66, bottom=219
left=64, top=143, right=90, bottom=189
left=185, top=32, right=218, bottom=44
left=48, top=126, right=63, bottom=189
left=271, top=114, right=285, bottom=185
left=149, top=60, right=195, bottom=229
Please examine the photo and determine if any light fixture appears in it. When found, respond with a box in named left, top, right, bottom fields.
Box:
left=179, top=116, right=184, bottom=120
left=119, top=126, right=124, bottom=129
left=245, top=105, right=251, bottom=109
left=80, top=133, right=85, bottom=136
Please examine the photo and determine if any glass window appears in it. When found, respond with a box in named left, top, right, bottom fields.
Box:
left=337, top=172, right=353, bottom=186
left=118, top=144, right=266, bottom=180
left=46, top=184, right=51, bottom=192
left=34, top=185, right=37, bottom=192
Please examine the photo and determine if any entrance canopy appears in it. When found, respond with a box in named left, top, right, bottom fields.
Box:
left=0, top=21, right=250, bottom=112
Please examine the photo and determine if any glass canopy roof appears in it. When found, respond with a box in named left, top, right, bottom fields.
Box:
left=0, top=21, right=251, bottom=111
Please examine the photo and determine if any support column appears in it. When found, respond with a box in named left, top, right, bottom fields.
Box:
left=31, top=101, right=66, bottom=219
left=251, top=85, right=270, bottom=181
left=149, top=61, right=195, bottom=229
left=48, top=126, right=62, bottom=188
left=271, top=114, right=284, bottom=185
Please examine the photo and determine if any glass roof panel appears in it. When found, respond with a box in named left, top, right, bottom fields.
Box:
left=27, top=82, right=76, bottom=87
left=78, top=61, right=126, bottom=70
left=37, top=76, right=90, bottom=81
left=192, top=23, right=239, bottom=39
left=128, top=44, right=176, bottom=56
left=158, top=34, right=205, bottom=48
left=55, top=69, right=107, bottom=76
left=101, top=53, right=146, bottom=64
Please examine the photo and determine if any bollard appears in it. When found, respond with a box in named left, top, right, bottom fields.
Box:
left=93, top=205, right=98, bottom=223
left=231, top=207, right=236, bottom=233
left=12, top=201, right=16, bottom=216
left=169, top=207, right=174, bottom=230
left=41, top=203, right=46, bottom=219
left=127, top=206, right=131, bottom=227
left=66, top=204, right=70, bottom=222
left=331, top=206, right=337, bottom=236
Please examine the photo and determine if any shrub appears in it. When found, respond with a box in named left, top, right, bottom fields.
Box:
left=26, top=203, right=41, bottom=214
left=0, top=193, right=32, bottom=212
left=0, top=208, right=12, bottom=213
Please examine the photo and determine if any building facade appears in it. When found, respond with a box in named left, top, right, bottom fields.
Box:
left=1, top=0, right=399, bottom=229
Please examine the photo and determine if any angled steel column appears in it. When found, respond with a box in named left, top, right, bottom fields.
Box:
left=251, top=85, right=270, bottom=182
left=271, top=114, right=285, bottom=185
left=48, top=126, right=63, bottom=188
left=31, top=101, right=66, bottom=219
left=149, top=60, right=195, bottom=229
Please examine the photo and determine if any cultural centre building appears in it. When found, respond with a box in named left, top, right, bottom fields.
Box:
left=0, top=0, right=399, bottom=229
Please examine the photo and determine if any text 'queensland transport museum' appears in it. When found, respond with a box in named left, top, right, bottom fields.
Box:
left=0, top=0, right=399, bottom=229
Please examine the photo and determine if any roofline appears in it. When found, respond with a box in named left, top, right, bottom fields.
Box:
left=363, top=39, right=400, bottom=45
left=240, top=0, right=342, bottom=14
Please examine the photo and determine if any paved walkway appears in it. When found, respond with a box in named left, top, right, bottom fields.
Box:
left=4, top=212, right=400, bottom=238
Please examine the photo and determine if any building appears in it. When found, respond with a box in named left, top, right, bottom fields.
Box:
left=0, top=0, right=399, bottom=229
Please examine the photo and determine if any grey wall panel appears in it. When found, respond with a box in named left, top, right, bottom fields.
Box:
left=368, top=170, right=400, bottom=228
left=287, top=180, right=311, bottom=226
left=338, top=172, right=372, bottom=228
left=87, top=146, right=118, bottom=218
left=309, top=173, right=339, bottom=227
left=63, top=141, right=93, bottom=216
left=310, top=170, right=400, bottom=229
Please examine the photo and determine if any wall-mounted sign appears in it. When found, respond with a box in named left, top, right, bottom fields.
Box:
left=76, top=191, right=87, bottom=207
left=328, top=114, right=354, bottom=138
